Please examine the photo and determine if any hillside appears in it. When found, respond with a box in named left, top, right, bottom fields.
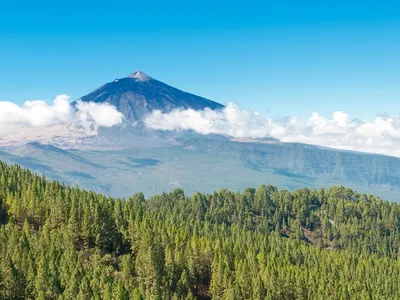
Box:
left=1, top=161, right=400, bottom=299
left=2, top=139, right=400, bottom=201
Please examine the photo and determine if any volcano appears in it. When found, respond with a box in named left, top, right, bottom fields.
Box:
left=77, top=71, right=224, bottom=122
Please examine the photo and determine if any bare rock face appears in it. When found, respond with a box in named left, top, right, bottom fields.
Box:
left=77, top=71, right=224, bottom=122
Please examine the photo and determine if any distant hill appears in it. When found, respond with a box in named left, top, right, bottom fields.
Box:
left=77, top=71, right=224, bottom=122
left=2, top=139, right=400, bottom=200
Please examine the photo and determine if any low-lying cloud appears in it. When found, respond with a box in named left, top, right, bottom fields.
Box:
left=145, top=103, right=400, bottom=157
left=0, top=95, right=123, bottom=144
left=2, top=96, right=400, bottom=157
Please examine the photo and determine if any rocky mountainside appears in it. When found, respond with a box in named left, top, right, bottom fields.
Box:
left=77, top=71, right=224, bottom=122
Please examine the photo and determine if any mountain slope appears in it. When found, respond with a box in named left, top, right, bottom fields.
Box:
left=77, top=71, right=224, bottom=121
left=2, top=139, right=400, bottom=200
left=2, top=72, right=400, bottom=201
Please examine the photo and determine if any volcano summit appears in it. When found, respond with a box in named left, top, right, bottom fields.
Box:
left=77, top=71, right=224, bottom=122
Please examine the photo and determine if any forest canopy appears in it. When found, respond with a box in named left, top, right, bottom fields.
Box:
left=0, top=161, right=400, bottom=299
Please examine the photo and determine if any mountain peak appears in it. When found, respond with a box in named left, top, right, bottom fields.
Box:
left=127, top=70, right=152, bottom=82
left=79, top=71, right=224, bottom=122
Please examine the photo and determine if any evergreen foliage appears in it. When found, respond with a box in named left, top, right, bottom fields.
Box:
left=0, top=161, right=400, bottom=299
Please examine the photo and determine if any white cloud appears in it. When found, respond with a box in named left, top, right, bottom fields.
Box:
left=0, top=95, right=123, bottom=145
left=75, top=100, right=124, bottom=128
left=144, top=103, right=400, bottom=157
left=2, top=96, right=400, bottom=157
left=144, top=103, right=285, bottom=139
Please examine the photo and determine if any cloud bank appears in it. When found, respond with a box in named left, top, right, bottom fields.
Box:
left=144, top=103, right=400, bottom=157
left=2, top=96, right=400, bottom=157
left=0, top=95, right=123, bottom=145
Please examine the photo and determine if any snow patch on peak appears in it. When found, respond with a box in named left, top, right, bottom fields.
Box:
left=128, top=71, right=152, bottom=82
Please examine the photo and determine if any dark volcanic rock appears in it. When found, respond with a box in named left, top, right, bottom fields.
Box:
left=77, top=71, right=224, bottom=121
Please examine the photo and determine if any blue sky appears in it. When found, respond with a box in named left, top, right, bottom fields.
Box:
left=0, top=0, right=399, bottom=119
